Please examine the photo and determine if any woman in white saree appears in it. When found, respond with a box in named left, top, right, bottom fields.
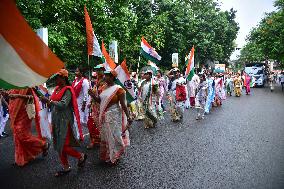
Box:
left=89, top=70, right=132, bottom=165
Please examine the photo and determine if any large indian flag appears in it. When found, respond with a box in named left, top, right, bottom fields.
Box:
left=140, top=37, right=161, bottom=64
left=185, top=46, right=195, bottom=81
left=115, top=60, right=135, bottom=103
left=84, top=5, right=102, bottom=57
left=0, top=0, right=64, bottom=89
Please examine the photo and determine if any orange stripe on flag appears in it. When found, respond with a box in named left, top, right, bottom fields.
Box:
left=101, top=40, right=116, bottom=70
left=84, top=5, right=94, bottom=56
left=0, top=0, right=64, bottom=78
left=141, top=37, right=152, bottom=49
left=186, top=46, right=195, bottom=75
left=120, top=59, right=130, bottom=78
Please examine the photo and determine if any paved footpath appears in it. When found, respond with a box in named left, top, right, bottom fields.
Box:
left=0, top=86, right=284, bottom=189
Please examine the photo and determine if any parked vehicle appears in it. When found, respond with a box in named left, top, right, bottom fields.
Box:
left=244, top=63, right=266, bottom=87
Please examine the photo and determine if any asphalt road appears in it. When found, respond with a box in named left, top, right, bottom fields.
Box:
left=1, top=86, right=284, bottom=189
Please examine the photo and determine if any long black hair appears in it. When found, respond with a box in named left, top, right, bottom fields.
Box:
left=77, top=65, right=88, bottom=77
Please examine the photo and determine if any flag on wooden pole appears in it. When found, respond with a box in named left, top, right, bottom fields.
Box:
left=0, top=0, right=64, bottom=89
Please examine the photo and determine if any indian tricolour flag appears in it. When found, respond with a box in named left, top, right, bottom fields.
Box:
left=115, top=60, right=135, bottom=103
left=0, top=0, right=64, bottom=89
left=147, top=61, right=159, bottom=74
left=84, top=5, right=102, bottom=57
left=185, top=46, right=195, bottom=81
left=140, top=37, right=161, bottom=64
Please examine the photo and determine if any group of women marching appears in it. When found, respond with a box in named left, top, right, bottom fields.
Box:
left=0, top=67, right=132, bottom=177
left=0, top=64, right=253, bottom=177
left=133, top=67, right=252, bottom=126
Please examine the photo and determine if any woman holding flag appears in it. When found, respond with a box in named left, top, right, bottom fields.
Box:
left=87, top=64, right=106, bottom=149
left=41, top=69, right=87, bottom=177
left=89, top=70, right=132, bottom=165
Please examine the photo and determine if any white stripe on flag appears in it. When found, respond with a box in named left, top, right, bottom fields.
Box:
left=0, top=35, right=47, bottom=87
left=92, top=33, right=102, bottom=57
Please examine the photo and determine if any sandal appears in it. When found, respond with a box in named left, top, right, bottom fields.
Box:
left=77, top=154, right=87, bottom=168
left=55, top=168, right=71, bottom=177
left=42, top=142, right=50, bottom=157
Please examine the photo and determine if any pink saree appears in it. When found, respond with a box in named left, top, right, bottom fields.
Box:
left=8, top=89, right=46, bottom=166
left=245, top=75, right=251, bottom=94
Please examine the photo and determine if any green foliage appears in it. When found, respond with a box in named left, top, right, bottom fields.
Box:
left=239, top=0, right=284, bottom=68
left=16, top=0, right=239, bottom=71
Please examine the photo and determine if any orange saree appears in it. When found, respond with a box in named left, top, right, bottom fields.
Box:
left=9, top=89, right=46, bottom=166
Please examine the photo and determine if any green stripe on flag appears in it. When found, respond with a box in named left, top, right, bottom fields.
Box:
left=140, top=49, right=160, bottom=64
left=115, top=79, right=135, bottom=104
left=0, top=79, right=27, bottom=89
left=187, top=69, right=195, bottom=81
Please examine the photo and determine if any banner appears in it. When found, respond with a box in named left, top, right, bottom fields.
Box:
left=109, top=40, right=118, bottom=63
left=172, top=53, right=178, bottom=67
left=215, top=64, right=226, bottom=73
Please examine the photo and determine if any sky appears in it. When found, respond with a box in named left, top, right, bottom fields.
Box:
left=218, top=0, right=276, bottom=60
